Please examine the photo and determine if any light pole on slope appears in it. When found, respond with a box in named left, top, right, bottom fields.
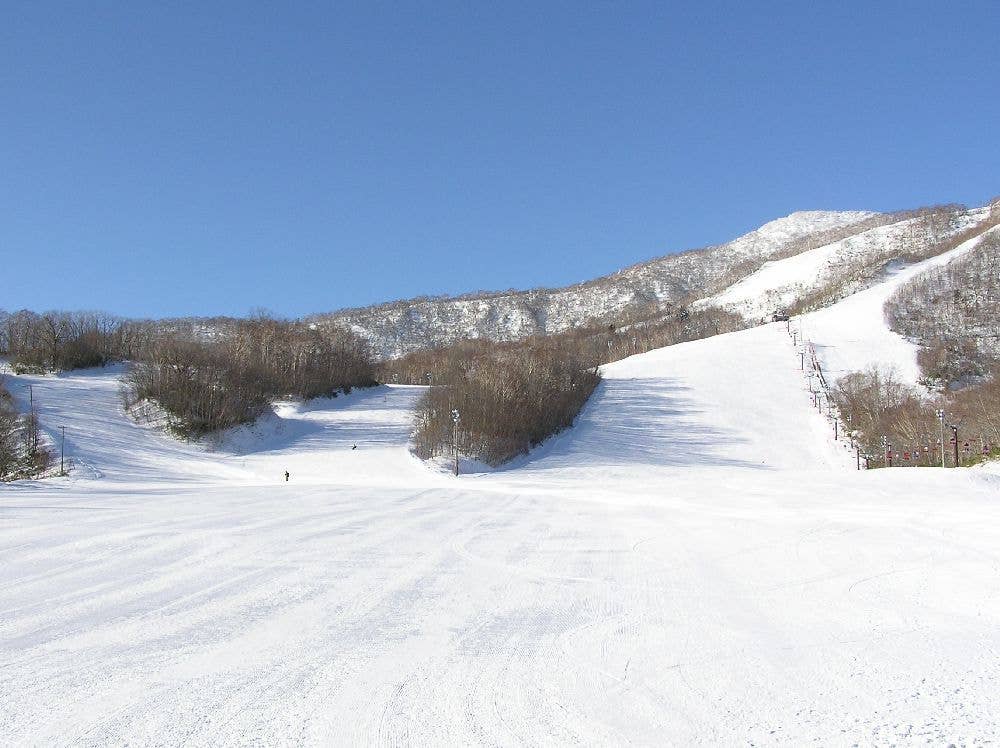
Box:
left=452, top=409, right=461, bottom=476
left=936, top=409, right=946, bottom=468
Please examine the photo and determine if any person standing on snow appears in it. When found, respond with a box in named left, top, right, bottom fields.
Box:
left=284, top=471, right=289, bottom=482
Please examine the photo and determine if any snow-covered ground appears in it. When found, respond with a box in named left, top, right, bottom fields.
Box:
left=4, top=275, right=1000, bottom=743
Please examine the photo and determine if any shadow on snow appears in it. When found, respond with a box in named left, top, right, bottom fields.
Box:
left=514, top=377, right=768, bottom=472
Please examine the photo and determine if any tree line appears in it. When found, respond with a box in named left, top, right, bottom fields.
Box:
left=831, top=365, right=1000, bottom=467
left=408, top=338, right=600, bottom=466
left=0, top=308, right=376, bottom=439
left=122, top=316, right=375, bottom=437
left=0, top=310, right=134, bottom=372
left=0, top=377, right=48, bottom=480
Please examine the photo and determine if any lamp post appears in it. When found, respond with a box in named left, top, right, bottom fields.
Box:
left=936, top=409, right=945, bottom=468
left=451, top=409, right=460, bottom=476
left=951, top=424, right=959, bottom=468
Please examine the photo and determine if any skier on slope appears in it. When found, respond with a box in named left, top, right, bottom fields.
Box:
left=284, top=471, right=289, bottom=482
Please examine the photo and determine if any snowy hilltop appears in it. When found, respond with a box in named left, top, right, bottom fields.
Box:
left=312, top=203, right=992, bottom=359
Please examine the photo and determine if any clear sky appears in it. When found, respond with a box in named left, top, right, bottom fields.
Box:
left=3, top=1, right=998, bottom=319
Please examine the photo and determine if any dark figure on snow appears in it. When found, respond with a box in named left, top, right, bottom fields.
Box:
left=352, top=444, right=357, bottom=450
left=284, top=471, right=289, bottom=482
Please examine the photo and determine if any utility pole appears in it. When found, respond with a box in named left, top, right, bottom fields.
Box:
left=952, top=424, right=959, bottom=468
left=451, top=409, right=460, bottom=476
left=936, top=409, right=945, bottom=468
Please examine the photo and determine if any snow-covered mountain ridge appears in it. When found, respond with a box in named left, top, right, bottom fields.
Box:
left=703, top=206, right=995, bottom=321
left=314, top=203, right=990, bottom=359
left=311, top=210, right=880, bottom=358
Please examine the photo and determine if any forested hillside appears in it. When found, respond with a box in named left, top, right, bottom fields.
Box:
left=886, top=225, right=1000, bottom=384
left=705, top=204, right=996, bottom=321
left=314, top=210, right=884, bottom=357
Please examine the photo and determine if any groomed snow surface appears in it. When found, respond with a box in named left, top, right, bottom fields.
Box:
left=4, top=271, right=1000, bottom=744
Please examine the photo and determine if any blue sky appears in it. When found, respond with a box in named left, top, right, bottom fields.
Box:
left=2, top=1, right=998, bottom=319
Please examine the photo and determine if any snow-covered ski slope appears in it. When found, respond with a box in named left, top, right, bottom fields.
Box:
left=4, top=256, right=1000, bottom=744
left=803, top=224, right=1000, bottom=384
left=704, top=206, right=989, bottom=325
left=702, top=206, right=999, bottom=387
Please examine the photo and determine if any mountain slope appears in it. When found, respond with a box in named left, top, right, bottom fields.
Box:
left=804, top=224, right=1000, bottom=385
left=703, top=205, right=991, bottom=321
left=886, top=226, right=1000, bottom=382
left=315, top=210, right=882, bottom=358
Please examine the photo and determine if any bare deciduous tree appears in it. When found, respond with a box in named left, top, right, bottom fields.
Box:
left=832, top=365, right=1000, bottom=467
left=0, top=377, right=50, bottom=480
left=121, top=316, right=375, bottom=438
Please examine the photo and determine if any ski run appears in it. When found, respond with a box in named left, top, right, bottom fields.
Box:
left=3, top=233, right=1000, bottom=746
